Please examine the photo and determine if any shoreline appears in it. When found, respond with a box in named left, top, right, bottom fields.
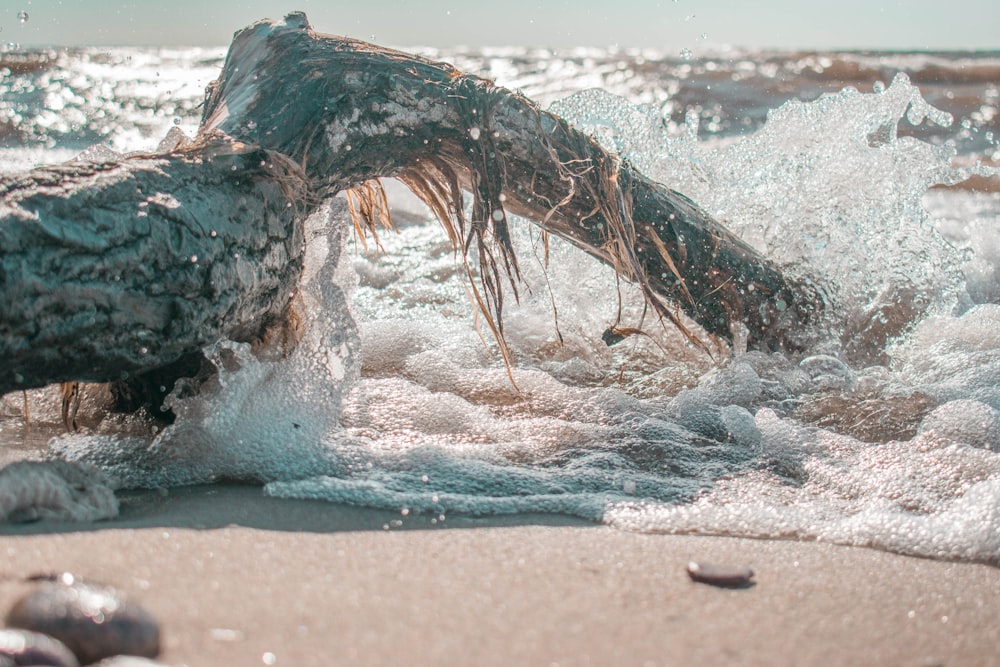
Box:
left=1, top=485, right=997, bottom=666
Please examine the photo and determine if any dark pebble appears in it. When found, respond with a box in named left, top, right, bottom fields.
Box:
left=0, top=628, right=80, bottom=667
left=686, top=561, right=755, bottom=588
left=6, top=574, right=160, bottom=665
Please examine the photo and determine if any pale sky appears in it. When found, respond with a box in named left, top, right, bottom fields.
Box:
left=5, top=0, right=999, bottom=50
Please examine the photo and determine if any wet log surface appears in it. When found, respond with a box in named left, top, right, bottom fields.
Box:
left=0, top=11, right=824, bottom=399
left=203, top=12, right=824, bottom=351
left=0, top=145, right=307, bottom=395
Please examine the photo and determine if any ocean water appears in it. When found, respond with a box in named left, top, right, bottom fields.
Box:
left=1, top=45, right=999, bottom=564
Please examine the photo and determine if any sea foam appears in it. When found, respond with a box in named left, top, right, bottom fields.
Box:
left=29, top=56, right=1000, bottom=566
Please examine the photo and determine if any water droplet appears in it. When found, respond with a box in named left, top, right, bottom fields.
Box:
left=468, top=127, right=481, bottom=140
left=345, top=144, right=351, bottom=151
left=680, top=48, right=693, bottom=61
left=17, top=10, right=28, bottom=24
left=139, top=347, right=148, bottom=355
left=492, top=209, right=504, bottom=222
left=173, top=117, right=181, bottom=126
left=262, top=652, right=277, bottom=665
left=190, top=255, right=198, bottom=263
left=210, top=230, right=218, bottom=238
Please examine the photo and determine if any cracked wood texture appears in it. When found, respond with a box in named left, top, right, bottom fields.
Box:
left=0, top=145, right=307, bottom=395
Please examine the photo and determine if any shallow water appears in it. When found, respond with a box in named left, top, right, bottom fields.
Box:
left=1, top=46, right=998, bottom=565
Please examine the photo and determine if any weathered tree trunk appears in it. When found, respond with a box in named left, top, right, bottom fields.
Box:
left=201, top=12, right=824, bottom=351
left=0, top=12, right=823, bottom=398
left=0, top=143, right=308, bottom=396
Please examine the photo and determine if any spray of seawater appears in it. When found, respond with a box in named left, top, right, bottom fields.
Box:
left=51, top=199, right=362, bottom=487
left=47, top=75, right=1000, bottom=565
left=552, top=74, right=986, bottom=344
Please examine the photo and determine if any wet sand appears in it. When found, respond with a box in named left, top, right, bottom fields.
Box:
left=1, top=485, right=998, bottom=667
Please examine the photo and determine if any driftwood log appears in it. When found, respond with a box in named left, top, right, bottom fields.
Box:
left=0, top=12, right=823, bottom=400
left=0, top=144, right=308, bottom=397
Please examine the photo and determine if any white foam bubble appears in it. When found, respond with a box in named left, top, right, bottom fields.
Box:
left=919, top=400, right=1000, bottom=451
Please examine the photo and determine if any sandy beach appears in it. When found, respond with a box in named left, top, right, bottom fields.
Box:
left=0, top=486, right=996, bottom=667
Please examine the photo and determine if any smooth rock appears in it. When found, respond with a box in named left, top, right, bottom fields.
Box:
left=6, top=575, right=160, bottom=665
left=92, top=657, right=172, bottom=666
left=686, top=561, right=756, bottom=588
left=0, top=628, right=80, bottom=667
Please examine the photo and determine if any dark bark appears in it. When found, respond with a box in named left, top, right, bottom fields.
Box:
left=0, top=144, right=308, bottom=395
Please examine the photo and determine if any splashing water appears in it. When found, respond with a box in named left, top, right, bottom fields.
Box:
left=551, top=75, right=975, bottom=334
left=10, top=52, right=1000, bottom=565
left=52, top=200, right=362, bottom=488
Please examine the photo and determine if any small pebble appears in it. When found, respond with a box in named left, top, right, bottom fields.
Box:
left=6, top=576, right=160, bottom=665
left=686, top=561, right=755, bottom=588
left=92, top=657, right=171, bottom=666
left=0, top=628, right=80, bottom=667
